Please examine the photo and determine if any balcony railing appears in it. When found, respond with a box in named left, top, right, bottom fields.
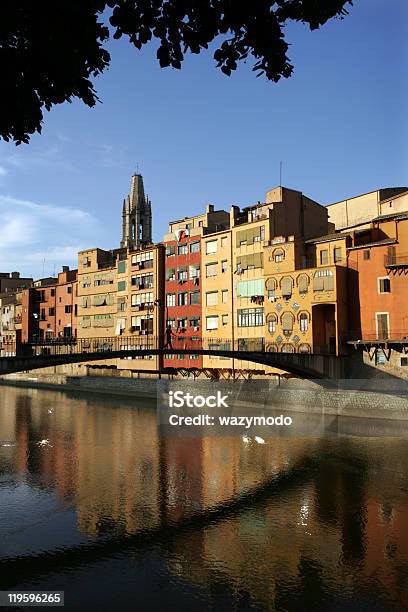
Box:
left=384, top=253, right=408, bottom=268
left=347, top=330, right=408, bottom=343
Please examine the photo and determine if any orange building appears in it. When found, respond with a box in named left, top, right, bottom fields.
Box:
left=21, top=267, right=77, bottom=342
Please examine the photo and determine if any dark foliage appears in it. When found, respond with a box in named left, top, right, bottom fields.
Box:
left=0, top=0, right=353, bottom=144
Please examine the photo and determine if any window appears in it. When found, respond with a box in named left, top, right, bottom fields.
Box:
left=82, top=257, right=90, bottom=268
left=363, top=250, right=370, bottom=260
left=177, top=268, right=188, bottom=282
left=206, top=263, right=217, bottom=278
left=222, top=289, right=228, bottom=303
left=178, top=292, right=188, bottom=306
left=267, top=313, right=277, bottom=334
left=266, top=277, right=276, bottom=301
left=333, top=247, right=342, bottom=263
left=282, top=312, right=294, bottom=335
left=221, top=260, right=228, bottom=273
left=190, top=317, right=200, bottom=327
left=237, top=279, right=264, bottom=298
left=206, top=316, right=219, bottom=330
left=166, top=293, right=176, bottom=307
left=190, top=241, right=200, bottom=253
left=118, top=261, right=126, bottom=274
left=190, top=291, right=200, bottom=305
left=299, top=312, right=309, bottom=332
left=222, top=315, right=228, bottom=326
left=237, top=308, right=264, bottom=327
left=273, top=249, right=284, bottom=263
left=67, top=286, right=72, bottom=294
left=166, top=318, right=175, bottom=328
left=281, top=277, right=293, bottom=299
left=178, top=244, right=188, bottom=255
left=313, top=269, right=334, bottom=291
left=131, top=292, right=153, bottom=306
left=378, top=277, right=391, bottom=294
left=376, top=313, right=389, bottom=340
left=221, top=236, right=228, bottom=248
left=320, top=249, right=329, bottom=265
left=65, top=305, right=72, bottom=314
left=297, top=274, right=309, bottom=295
left=50, top=288, right=55, bottom=296
left=49, top=308, right=55, bottom=316
left=166, top=245, right=175, bottom=257
left=166, top=268, right=176, bottom=281
left=206, top=240, right=218, bottom=255
left=206, top=292, right=218, bottom=306
left=117, top=298, right=126, bottom=312
left=118, top=281, right=126, bottom=292
left=189, top=265, right=200, bottom=279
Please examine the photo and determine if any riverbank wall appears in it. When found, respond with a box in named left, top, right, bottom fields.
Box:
left=1, top=365, right=407, bottom=421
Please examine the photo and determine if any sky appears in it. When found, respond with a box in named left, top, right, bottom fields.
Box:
left=0, top=0, right=407, bottom=279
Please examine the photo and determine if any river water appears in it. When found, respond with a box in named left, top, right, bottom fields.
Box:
left=0, top=385, right=408, bottom=611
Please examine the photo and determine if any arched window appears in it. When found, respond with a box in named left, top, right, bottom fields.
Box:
left=267, top=313, right=277, bottom=334
left=281, top=343, right=295, bottom=353
left=299, top=312, right=309, bottom=333
left=281, top=276, right=293, bottom=299
left=265, top=277, right=277, bottom=301
left=298, top=343, right=311, bottom=354
left=281, top=312, right=294, bottom=336
left=267, top=343, right=278, bottom=353
left=273, top=248, right=285, bottom=263
left=297, top=273, right=309, bottom=295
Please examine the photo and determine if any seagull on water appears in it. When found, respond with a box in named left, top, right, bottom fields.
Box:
left=255, top=436, right=265, bottom=445
left=242, top=434, right=251, bottom=444
left=37, top=439, right=51, bottom=447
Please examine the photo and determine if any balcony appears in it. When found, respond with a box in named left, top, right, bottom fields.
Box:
left=384, top=253, right=408, bottom=269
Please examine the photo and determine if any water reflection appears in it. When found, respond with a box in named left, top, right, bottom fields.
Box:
left=1, top=386, right=408, bottom=610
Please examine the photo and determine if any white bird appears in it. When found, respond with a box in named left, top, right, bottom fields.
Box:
left=254, top=436, right=265, bottom=445
left=242, top=434, right=251, bottom=444
left=37, top=439, right=51, bottom=447
left=1, top=442, right=15, bottom=448
left=48, top=410, right=53, bottom=414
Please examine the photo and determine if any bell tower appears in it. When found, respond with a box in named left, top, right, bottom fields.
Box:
left=121, top=174, right=152, bottom=250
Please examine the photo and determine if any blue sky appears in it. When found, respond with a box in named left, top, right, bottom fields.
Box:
left=0, top=0, right=407, bottom=279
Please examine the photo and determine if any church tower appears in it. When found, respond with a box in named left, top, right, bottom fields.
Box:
left=121, top=174, right=152, bottom=250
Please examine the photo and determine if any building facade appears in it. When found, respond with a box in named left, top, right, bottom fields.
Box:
left=163, top=204, right=230, bottom=370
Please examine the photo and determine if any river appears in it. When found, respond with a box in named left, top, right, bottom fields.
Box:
left=1, top=385, right=408, bottom=611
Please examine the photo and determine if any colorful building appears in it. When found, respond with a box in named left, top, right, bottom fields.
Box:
left=162, top=204, right=230, bottom=370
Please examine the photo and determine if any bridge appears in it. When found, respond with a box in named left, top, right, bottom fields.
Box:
left=0, top=336, right=345, bottom=379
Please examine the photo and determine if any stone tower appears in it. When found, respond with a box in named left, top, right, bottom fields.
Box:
left=121, top=174, right=152, bottom=250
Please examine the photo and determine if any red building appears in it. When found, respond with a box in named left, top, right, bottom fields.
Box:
left=163, top=205, right=229, bottom=370
left=21, top=267, right=78, bottom=342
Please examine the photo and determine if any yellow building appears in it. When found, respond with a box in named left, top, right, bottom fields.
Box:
left=263, top=233, right=350, bottom=355
left=201, top=227, right=234, bottom=371
left=77, top=247, right=120, bottom=367
left=77, top=245, right=164, bottom=372
left=118, top=244, right=164, bottom=372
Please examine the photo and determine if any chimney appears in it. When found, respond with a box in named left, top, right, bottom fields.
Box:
left=206, top=204, right=214, bottom=213
left=11, top=272, right=20, bottom=279
left=62, top=266, right=69, bottom=273
left=229, top=205, right=240, bottom=227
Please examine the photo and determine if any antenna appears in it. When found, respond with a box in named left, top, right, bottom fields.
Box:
left=42, top=256, right=45, bottom=278
left=279, top=161, right=283, bottom=187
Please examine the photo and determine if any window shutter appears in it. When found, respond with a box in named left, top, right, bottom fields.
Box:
left=324, top=275, right=334, bottom=291
left=298, top=274, right=309, bottom=294
left=282, top=312, right=293, bottom=332
left=313, top=277, right=324, bottom=291
left=281, top=277, right=292, bottom=298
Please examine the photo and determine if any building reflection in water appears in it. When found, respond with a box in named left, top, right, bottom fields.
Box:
left=1, top=386, right=408, bottom=608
